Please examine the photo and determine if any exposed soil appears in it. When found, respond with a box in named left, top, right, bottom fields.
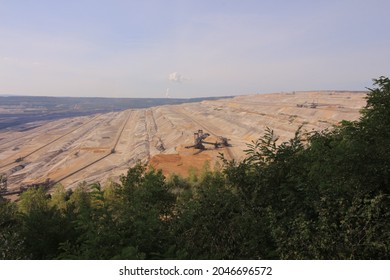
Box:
left=149, top=145, right=217, bottom=178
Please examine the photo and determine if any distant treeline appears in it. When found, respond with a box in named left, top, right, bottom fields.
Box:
left=0, top=95, right=233, bottom=130
left=0, top=78, right=389, bottom=259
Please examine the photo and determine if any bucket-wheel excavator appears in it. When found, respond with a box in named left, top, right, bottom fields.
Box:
left=185, top=129, right=231, bottom=151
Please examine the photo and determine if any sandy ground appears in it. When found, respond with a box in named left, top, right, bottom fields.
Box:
left=0, top=91, right=367, bottom=191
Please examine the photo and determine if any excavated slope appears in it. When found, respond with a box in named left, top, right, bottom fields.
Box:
left=0, top=91, right=366, bottom=191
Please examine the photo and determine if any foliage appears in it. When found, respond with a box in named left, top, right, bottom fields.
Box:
left=0, top=197, right=27, bottom=259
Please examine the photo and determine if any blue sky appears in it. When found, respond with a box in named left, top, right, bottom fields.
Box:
left=0, top=0, right=389, bottom=98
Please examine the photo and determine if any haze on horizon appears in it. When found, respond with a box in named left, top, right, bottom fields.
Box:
left=0, top=0, right=389, bottom=98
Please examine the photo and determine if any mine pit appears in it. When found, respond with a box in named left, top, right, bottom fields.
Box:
left=0, top=91, right=366, bottom=192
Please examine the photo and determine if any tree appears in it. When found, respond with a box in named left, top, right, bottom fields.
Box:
left=0, top=174, right=7, bottom=193
left=16, top=188, right=67, bottom=259
left=116, top=165, right=176, bottom=259
left=219, top=77, right=390, bottom=259
left=0, top=197, right=27, bottom=259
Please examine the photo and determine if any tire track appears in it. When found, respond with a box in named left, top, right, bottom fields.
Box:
left=0, top=115, right=101, bottom=169
left=145, top=109, right=159, bottom=158
left=54, top=110, right=133, bottom=185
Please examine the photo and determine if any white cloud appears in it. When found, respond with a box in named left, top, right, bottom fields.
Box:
left=168, top=72, right=187, bottom=83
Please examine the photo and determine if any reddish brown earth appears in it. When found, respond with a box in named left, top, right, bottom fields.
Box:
left=149, top=146, right=216, bottom=178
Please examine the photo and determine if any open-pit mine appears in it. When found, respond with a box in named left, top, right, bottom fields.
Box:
left=0, top=91, right=366, bottom=196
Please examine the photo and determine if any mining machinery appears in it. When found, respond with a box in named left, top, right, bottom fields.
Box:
left=296, top=100, right=318, bottom=108
left=185, top=129, right=231, bottom=150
